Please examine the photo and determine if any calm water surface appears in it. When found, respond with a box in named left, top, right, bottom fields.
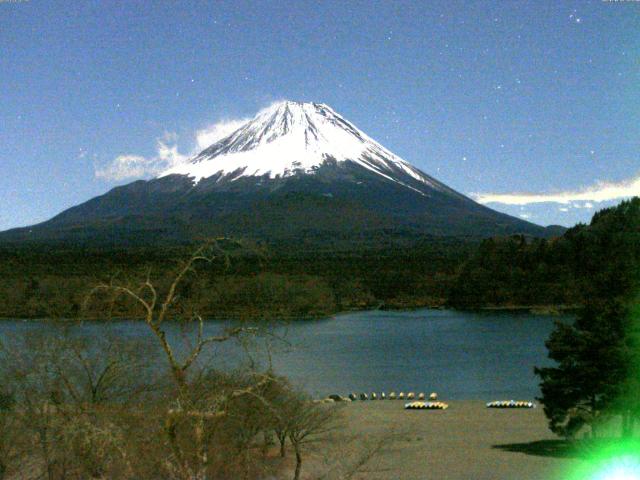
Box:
left=0, top=309, right=563, bottom=399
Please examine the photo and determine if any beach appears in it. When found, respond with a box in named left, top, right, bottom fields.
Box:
left=334, top=400, right=582, bottom=480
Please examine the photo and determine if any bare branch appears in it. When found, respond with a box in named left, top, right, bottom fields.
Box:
left=157, top=244, right=212, bottom=326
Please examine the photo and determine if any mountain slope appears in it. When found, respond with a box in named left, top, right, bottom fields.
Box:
left=0, top=101, right=555, bottom=246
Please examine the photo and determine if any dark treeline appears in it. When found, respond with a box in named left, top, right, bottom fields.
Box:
left=0, top=238, right=474, bottom=319
left=449, top=198, right=640, bottom=309
left=1, top=198, right=638, bottom=319
left=533, top=198, right=640, bottom=438
left=447, top=235, right=580, bottom=308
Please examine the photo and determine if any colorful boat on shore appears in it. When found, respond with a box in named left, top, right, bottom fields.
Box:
left=404, top=401, right=449, bottom=410
left=486, top=400, right=535, bottom=409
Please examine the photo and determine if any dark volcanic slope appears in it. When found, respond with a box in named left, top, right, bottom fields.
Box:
left=1, top=162, right=551, bottom=246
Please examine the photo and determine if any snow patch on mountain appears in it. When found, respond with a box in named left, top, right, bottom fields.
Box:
left=160, top=101, right=444, bottom=194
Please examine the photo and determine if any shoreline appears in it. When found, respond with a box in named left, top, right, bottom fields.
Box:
left=0, top=303, right=578, bottom=322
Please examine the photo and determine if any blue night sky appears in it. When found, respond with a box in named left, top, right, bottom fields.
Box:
left=1, top=0, right=639, bottom=230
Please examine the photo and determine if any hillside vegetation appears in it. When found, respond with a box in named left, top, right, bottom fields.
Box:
left=448, top=197, right=640, bottom=309
left=0, top=198, right=638, bottom=319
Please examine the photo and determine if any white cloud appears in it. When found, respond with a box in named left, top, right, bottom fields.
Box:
left=95, top=137, right=188, bottom=181
left=569, top=202, right=594, bottom=209
left=95, top=116, right=250, bottom=182
left=189, top=100, right=290, bottom=152
left=474, top=173, right=640, bottom=206
left=194, top=119, right=248, bottom=151
left=95, top=154, right=156, bottom=181
left=157, top=140, right=188, bottom=169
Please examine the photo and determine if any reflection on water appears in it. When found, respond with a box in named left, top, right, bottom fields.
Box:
left=0, top=309, right=563, bottom=399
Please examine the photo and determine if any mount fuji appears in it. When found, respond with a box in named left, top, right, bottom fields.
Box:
left=1, top=101, right=556, bottom=246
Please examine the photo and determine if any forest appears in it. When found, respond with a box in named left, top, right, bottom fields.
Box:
left=0, top=198, right=638, bottom=320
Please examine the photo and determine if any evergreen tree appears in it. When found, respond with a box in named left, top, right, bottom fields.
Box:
left=535, top=302, right=629, bottom=437
left=535, top=198, right=640, bottom=438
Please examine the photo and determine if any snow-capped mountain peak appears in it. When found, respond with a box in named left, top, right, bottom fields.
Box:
left=160, top=101, right=444, bottom=193
left=2, top=100, right=548, bottom=244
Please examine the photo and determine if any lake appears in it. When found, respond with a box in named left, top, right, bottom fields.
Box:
left=0, top=309, right=563, bottom=400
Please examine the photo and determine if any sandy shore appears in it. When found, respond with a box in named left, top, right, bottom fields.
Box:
left=335, top=400, right=583, bottom=480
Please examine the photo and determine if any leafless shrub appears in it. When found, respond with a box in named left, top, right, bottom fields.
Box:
left=0, top=328, right=152, bottom=480
left=0, top=243, right=387, bottom=480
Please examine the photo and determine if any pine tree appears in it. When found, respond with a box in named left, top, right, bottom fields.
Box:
left=535, top=301, right=629, bottom=438
left=536, top=198, right=640, bottom=438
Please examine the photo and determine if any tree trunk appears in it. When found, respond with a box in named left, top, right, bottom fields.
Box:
left=280, top=437, right=286, bottom=458
left=242, top=448, right=250, bottom=480
left=293, top=445, right=302, bottom=480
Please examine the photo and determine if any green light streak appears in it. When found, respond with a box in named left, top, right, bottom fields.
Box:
left=564, top=440, right=640, bottom=480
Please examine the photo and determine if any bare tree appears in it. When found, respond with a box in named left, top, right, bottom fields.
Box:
left=82, top=242, right=276, bottom=480
left=84, top=242, right=254, bottom=388
left=285, top=396, right=341, bottom=480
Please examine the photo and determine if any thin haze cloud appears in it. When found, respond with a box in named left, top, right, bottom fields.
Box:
left=474, top=173, right=640, bottom=206
left=94, top=155, right=153, bottom=181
